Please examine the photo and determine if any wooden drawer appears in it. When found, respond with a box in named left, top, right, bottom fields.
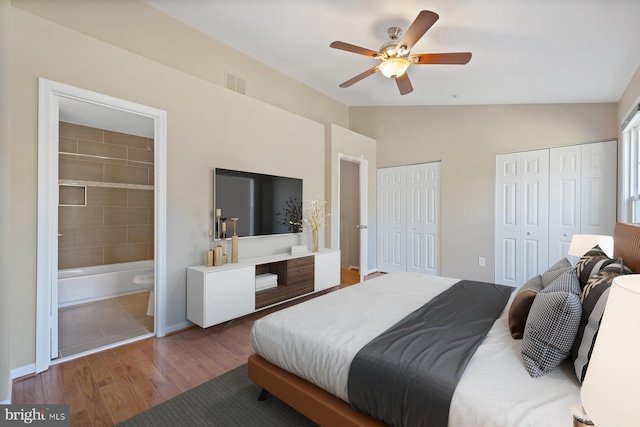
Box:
left=287, top=281, right=314, bottom=299
left=286, top=256, right=314, bottom=286
left=255, top=286, right=289, bottom=310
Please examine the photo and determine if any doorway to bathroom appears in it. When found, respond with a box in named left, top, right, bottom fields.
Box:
left=36, top=79, right=167, bottom=373
left=57, top=118, right=156, bottom=358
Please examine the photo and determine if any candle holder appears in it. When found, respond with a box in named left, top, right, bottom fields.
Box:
left=231, top=218, right=239, bottom=263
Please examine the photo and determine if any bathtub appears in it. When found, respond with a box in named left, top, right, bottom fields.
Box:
left=58, top=260, right=154, bottom=307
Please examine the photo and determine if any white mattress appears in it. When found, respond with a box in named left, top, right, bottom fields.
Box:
left=250, top=272, right=580, bottom=427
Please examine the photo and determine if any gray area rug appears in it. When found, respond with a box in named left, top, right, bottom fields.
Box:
left=117, top=364, right=317, bottom=426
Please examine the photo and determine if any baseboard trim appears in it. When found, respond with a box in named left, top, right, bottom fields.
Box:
left=11, top=363, right=36, bottom=380
left=164, top=321, right=192, bottom=335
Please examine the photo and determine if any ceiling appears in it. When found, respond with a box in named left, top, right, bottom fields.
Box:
left=142, top=0, right=640, bottom=107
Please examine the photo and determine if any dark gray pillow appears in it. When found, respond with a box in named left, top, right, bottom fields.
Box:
left=521, top=268, right=582, bottom=378
left=571, top=258, right=631, bottom=382
left=541, top=257, right=572, bottom=287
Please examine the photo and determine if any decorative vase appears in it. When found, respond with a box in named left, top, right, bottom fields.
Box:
left=312, top=228, right=319, bottom=252
left=213, top=245, right=224, bottom=266
left=231, top=235, right=239, bottom=263
left=206, top=249, right=214, bottom=267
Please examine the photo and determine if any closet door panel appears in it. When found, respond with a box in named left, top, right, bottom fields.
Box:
left=549, top=146, right=581, bottom=263
left=521, top=150, right=550, bottom=279
left=495, top=150, right=548, bottom=286
left=495, top=153, right=522, bottom=286
left=406, top=162, right=439, bottom=275
left=377, top=167, right=406, bottom=272
left=580, top=141, right=617, bottom=235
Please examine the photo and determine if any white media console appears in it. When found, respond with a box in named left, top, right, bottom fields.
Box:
left=186, top=249, right=340, bottom=328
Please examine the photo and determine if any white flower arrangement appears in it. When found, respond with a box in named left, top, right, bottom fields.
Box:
left=299, top=197, right=329, bottom=231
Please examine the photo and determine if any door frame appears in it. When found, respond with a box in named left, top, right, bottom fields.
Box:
left=36, top=78, right=168, bottom=373
left=337, top=153, right=368, bottom=282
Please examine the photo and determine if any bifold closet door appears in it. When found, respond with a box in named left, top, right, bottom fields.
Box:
left=548, top=140, right=617, bottom=263
left=495, top=150, right=549, bottom=286
left=377, top=166, right=406, bottom=272
left=406, top=162, right=440, bottom=275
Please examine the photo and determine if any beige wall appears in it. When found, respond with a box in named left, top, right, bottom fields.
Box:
left=1, top=0, right=12, bottom=404
left=349, top=104, right=618, bottom=281
left=618, top=64, right=640, bottom=127
left=8, top=7, right=334, bottom=372
left=12, top=0, right=349, bottom=130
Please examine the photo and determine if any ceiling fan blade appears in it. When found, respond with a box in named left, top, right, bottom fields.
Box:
left=339, top=66, right=379, bottom=88
left=395, top=73, right=413, bottom=95
left=330, top=41, right=381, bottom=58
left=410, top=52, right=472, bottom=65
left=396, top=10, right=439, bottom=51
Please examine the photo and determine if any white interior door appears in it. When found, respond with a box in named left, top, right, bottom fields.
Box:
left=406, top=162, right=440, bottom=275
left=358, top=158, right=368, bottom=282
left=377, top=166, right=406, bottom=272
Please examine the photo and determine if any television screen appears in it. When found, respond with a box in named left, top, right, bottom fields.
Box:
left=214, top=168, right=303, bottom=238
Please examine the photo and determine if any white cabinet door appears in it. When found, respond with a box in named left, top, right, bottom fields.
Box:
left=377, top=166, right=406, bottom=272
left=549, top=145, right=581, bottom=263
left=315, top=250, right=341, bottom=291
left=580, top=140, right=617, bottom=235
left=495, top=150, right=549, bottom=286
left=406, top=162, right=440, bottom=275
left=203, top=266, right=254, bottom=327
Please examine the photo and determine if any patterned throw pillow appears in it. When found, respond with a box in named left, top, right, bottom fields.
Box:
left=521, top=268, right=582, bottom=378
left=541, top=258, right=572, bottom=287
left=508, top=275, right=544, bottom=339
left=574, top=245, right=616, bottom=289
left=571, top=259, right=632, bottom=382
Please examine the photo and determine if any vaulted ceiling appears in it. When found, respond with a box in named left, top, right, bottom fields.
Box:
left=142, top=0, right=640, bottom=107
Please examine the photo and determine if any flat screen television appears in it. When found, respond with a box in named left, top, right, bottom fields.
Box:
left=214, top=168, right=303, bottom=238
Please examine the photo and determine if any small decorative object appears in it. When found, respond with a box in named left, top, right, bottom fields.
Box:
left=213, top=245, right=224, bottom=266
left=300, top=197, right=329, bottom=252
left=276, top=197, right=303, bottom=233
left=206, top=229, right=214, bottom=267
left=231, top=218, right=239, bottom=263
left=216, top=209, right=222, bottom=239
left=223, top=253, right=228, bottom=264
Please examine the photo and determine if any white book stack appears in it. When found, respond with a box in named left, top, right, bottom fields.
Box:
left=255, top=273, right=278, bottom=292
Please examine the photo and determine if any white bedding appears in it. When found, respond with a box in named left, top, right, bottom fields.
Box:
left=250, top=272, right=580, bottom=427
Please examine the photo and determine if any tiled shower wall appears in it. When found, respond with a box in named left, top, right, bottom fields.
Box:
left=58, top=122, right=155, bottom=270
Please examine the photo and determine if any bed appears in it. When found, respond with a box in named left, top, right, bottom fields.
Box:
left=248, top=223, right=640, bottom=427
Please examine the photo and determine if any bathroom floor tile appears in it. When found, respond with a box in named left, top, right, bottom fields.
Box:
left=57, top=292, right=153, bottom=359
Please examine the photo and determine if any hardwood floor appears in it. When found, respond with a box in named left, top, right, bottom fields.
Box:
left=11, top=271, right=382, bottom=426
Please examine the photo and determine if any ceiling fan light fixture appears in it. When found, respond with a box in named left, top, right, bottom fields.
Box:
left=379, top=57, right=410, bottom=79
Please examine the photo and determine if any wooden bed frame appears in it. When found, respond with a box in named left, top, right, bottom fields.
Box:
left=248, top=223, right=640, bottom=426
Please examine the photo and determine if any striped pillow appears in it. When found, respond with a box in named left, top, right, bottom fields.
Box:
left=522, top=268, right=582, bottom=378
left=574, top=245, right=616, bottom=289
left=571, top=258, right=632, bottom=382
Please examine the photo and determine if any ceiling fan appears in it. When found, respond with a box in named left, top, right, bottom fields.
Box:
left=329, top=10, right=472, bottom=95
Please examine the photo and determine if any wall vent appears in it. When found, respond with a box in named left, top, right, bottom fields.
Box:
left=225, top=72, right=246, bottom=95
